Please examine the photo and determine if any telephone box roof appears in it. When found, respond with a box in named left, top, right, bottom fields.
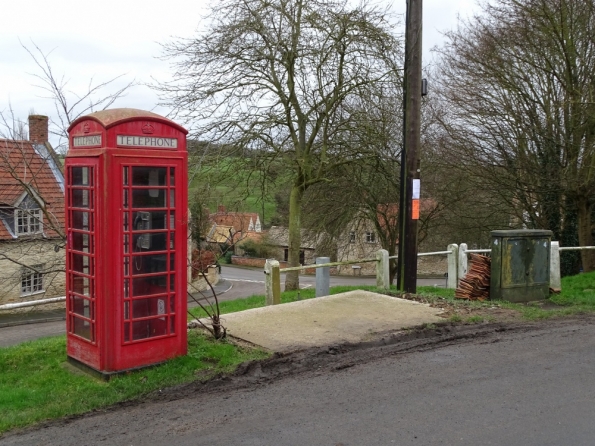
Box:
left=68, top=108, right=187, bottom=134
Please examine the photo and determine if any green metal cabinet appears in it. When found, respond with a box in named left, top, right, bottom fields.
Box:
left=490, top=229, right=552, bottom=302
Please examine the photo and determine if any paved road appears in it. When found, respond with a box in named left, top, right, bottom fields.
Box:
left=2, top=317, right=594, bottom=445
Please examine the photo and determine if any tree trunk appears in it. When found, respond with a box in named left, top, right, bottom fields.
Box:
left=576, top=196, right=595, bottom=272
left=285, top=183, right=305, bottom=291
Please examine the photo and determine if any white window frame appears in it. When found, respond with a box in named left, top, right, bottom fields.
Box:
left=365, top=231, right=376, bottom=243
left=349, top=231, right=356, bottom=243
left=15, top=208, right=43, bottom=236
left=21, top=264, right=44, bottom=296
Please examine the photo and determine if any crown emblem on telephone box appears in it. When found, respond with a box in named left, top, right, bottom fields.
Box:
left=141, top=123, right=154, bottom=134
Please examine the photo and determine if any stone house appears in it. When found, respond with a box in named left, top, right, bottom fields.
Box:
left=336, top=201, right=446, bottom=276
left=0, top=115, right=65, bottom=305
left=266, top=226, right=320, bottom=265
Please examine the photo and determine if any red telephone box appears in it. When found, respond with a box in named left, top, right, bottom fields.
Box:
left=65, top=108, right=188, bottom=377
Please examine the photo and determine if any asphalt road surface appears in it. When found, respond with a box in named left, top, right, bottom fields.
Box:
left=2, top=316, right=594, bottom=445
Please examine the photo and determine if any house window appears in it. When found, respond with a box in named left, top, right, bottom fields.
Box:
left=21, top=265, right=44, bottom=296
left=349, top=231, right=356, bottom=243
left=15, top=208, right=43, bottom=235
left=365, top=232, right=376, bottom=243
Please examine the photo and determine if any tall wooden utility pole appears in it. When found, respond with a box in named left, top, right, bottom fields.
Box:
left=397, top=0, right=423, bottom=293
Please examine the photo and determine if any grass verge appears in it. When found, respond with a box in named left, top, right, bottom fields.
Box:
left=0, top=331, right=268, bottom=435
left=4, top=271, right=595, bottom=434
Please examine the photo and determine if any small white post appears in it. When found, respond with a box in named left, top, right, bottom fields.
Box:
left=315, top=257, right=330, bottom=297
left=264, top=259, right=281, bottom=305
left=550, top=241, right=561, bottom=291
left=458, top=243, right=468, bottom=285
left=376, top=249, right=390, bottom=290
left=447, top=243, right=458, bottom=289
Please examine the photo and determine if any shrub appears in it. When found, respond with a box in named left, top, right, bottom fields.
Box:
left=191, top=249, right=216, bottom=280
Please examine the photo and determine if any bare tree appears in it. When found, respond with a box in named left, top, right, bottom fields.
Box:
left=21, top=40, right=136, bottom=153
left=157, top=0, right=402, bottom=290
left=0, top=43, right=136, bottom=305
left=434, top=0, right=595, bottom=273
left=0, top=110, right=66, bottom=304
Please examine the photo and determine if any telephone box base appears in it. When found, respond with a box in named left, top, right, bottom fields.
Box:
left=66, top=356, right=166, bottom=381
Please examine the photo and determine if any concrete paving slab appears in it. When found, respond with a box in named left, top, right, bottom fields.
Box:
left=202, top=290, right=444, bottom=352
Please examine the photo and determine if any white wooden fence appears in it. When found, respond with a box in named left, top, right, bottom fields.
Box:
left=263, top=242, right=595, bottom=305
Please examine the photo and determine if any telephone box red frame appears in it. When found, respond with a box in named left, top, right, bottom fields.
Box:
left=65, top=108, right=188, bottom=376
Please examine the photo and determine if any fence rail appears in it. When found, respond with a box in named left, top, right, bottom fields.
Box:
left=5, top=243, right=594, bottom=310
left=263, top=241, right=595, bottom=305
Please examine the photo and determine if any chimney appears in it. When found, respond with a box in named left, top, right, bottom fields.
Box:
left=217, top=205, right=226, bottom=213
left=28, top=115, right=49, bottom=143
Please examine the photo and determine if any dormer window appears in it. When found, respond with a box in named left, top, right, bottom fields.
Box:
left=15, top=208, right=43, bottom=236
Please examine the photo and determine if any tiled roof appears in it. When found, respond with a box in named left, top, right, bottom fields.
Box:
left=205, top=224, right=236, bottom=244
left=210, top=210, right=261, bottom=233
left=0, top=139, right=65, bottom=240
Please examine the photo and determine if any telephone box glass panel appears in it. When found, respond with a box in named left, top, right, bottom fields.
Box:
left=122, top=166, right=177, bottom=343
left=67, top=165, right=97, bottom=343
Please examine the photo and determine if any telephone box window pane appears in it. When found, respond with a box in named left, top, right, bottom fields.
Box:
left=132, top=319, right=167, bottom=340
left=71, top=167, right=91, bottom=186
left=133, top=232, right=167, bottom=252
left=169, top=212, right=175, bottom=229
left=124, top=301, right=130, bottom=320
left=72, top=253, right=92, bottom=274
left=72, top=189, right=91, bottom=208
left=123, top=190, right=129, bottom=209
left=123, top=212, right=129, bottom=232
left=132, top=167, right=167, bottom=186
left=71, top=232, right=91, bottom=253
left=169, top=296, right=175, bottom=312
left=132, top=297, right=168, bottom=318
left=132, top=189, right=166, bottom=208
left=123, top=257, right=129, bottom=276
left=71, top=211, right=91, bottom=231
left=124, top=278, right=130, bottom=298
left=169, top=167, right=175, bottom=185
left=132, top=275, right=167, bottom=296
left=131, top=254, right=167, bottom=275
left=169, top=232, right=175, bottom=249
left=123, top=167, right=129, bottom=186
left=170, top=274, right=175, bottom=292
left=133, top=211, right=167, bottom=231
left=124, top=234, right=129, bottom=253
left=72, top=275, right=91, bottom=296
left=169, top=190, right=175, bottom=207
left=71, top=295, right=93, bottom=318
left=72, top=316, right=93, bottom=341
left=169, top=253, right=175, bottom=271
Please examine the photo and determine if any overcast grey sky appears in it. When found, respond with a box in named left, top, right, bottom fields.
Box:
left=0, top=0, right=479, bottom=147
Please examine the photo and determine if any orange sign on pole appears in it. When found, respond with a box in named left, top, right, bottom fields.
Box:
left=412, top=199, right=420, bottom=220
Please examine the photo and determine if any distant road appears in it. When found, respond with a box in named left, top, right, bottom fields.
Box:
left=0, top=265, right=446, bottom=347
left=221, top=263, right=448, bottom=293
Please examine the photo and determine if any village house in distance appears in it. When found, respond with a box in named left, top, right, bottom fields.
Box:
left=0, top=115, right=65, bottom=305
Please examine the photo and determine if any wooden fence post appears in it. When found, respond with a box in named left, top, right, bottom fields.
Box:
left=458, top=243, right=468, bottom=285
left=447, top=244, right=458, bottom=289
left=376, top=249, right=390, bottom=290
left=264, top=259, right=281, bottom=305
left=550, top=241, right=561, bottom=291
